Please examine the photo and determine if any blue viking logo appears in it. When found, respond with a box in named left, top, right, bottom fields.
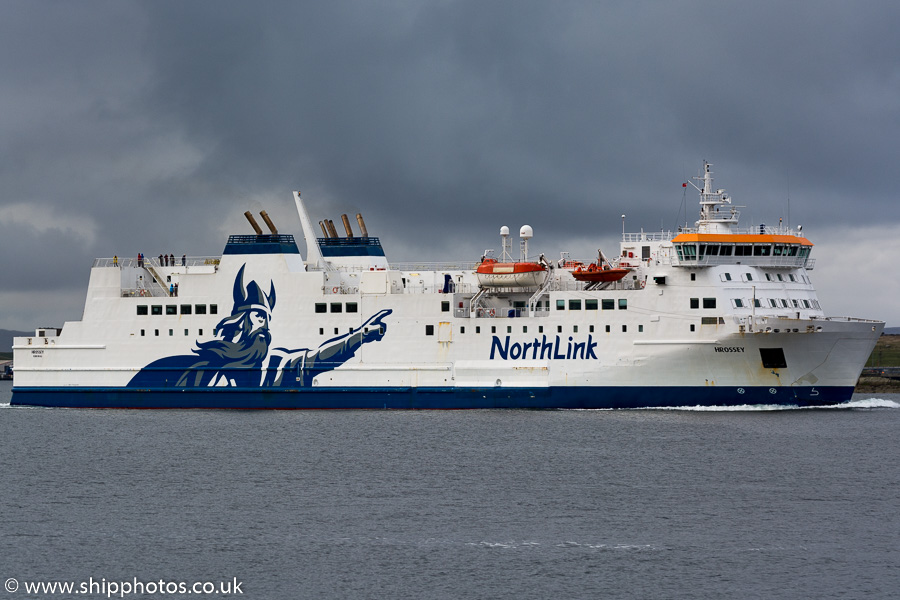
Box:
left=127, top=264, right=391, bottom=389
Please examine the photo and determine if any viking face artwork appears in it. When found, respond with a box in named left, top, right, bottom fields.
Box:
left=127, top=264, right=392, bottom=389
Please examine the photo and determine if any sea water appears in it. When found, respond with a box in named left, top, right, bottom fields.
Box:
left=1, top=380, right=898, bottom=599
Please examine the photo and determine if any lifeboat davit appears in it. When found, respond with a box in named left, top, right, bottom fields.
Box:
left=571, top=263, right=630, bottom=283
left=475, top=259, right=548, bottom=288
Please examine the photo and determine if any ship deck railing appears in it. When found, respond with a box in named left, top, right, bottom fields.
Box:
left=94, top=256, right=222, bottom=268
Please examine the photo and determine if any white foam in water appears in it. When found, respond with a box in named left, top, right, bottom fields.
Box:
left=645, top=398, right=900, bottom=411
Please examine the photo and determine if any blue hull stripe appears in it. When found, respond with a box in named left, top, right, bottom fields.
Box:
left=11, top=386, right=854, bottom=409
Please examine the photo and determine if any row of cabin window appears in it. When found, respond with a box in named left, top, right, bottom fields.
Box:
left=557, top=299, right=627, bottom=311
left=677, top=244, right=811, bottom=259
left=137, top=304, right=217, bottom=316
left=314, top=302, right=358, bottom=314
left=689, top=298, right=718, bottom=309
left=720, top=272, right=808, bottom=283
left=732, top=298, right=819, bottom=309
left=427, top=324, right=644, bottom=335
left=140, top=328, right=204, bottom=337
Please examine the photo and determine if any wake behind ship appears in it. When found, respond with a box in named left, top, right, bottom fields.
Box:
left=11, top=163, right=883, bottom=409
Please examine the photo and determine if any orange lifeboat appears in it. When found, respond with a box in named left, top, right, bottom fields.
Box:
left=571, top=262, right=630, bottom=283
left=475, top=258, right=548, bottom=288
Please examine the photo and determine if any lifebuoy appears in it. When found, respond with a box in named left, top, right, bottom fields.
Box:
left=640, top=280, right=646, bottom=289
left=332, top=287, right=339, bottom=293
left=489, top=309, right=495, bottom=317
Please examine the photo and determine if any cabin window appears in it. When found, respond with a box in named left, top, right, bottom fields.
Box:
left=330, top=303, right=342, bottom=313
left=319, top=328, right=324, bottom=335
left=703, top=298, right=717, bottom=309
left=168, top=329, right=173, bottom=336
left=180, top=304, right=192, bottom=315
left=441, top=301, right=449, bottom=312
left=638, top=325, right=643, bottom=332
left=151, top=305, right=162, bottom=315
left=780, top=299, right=789, bottom=308
left=460, top=326, right=465, bottom=334
left=586, top=299, right=598, bottom=310
left=602, top=299, right=615, bottom=310
left=195, top=304, right=207, bottom=314
left=507, top=326, right=512, bottom=333
left=425, top=325, right=434, bottom=336
left=776, top=274, right=783, bottom=281
left=691, top=273, right=696, bottom=281
left=522, top=326, right=527, bottom=334
left=754, top=299, right=762, bottom=308
left=166, top=305, right=177, bottom=315
left=315, top=303, right=326, bottom=313
left=491, top=326, right=496, bottom=334
left=184, top=329, right=189, bottom=336
left=476, top=326, right=481, bottom=334
left=605, top=325, right=611, bottom=333
left=765, top=273, right=772, bottom=281
left=556, top=299, right=565, bottom=311
left=558, top=325, right=563, bottom=333
left=745, top=273, right=753, bottom=281
left=198, top=329, right=203, bottom=336
left=722, top=273, right=732, bottom=282
left=733, top=299, right=745, bottom=308
left=803, top=299, right=811, bottom=308
left=137, top=305, right=148, bottom=315
left=622, top=325, right=627, bottom=332
left=789, top=274, right=796, bottom=282
left=210, top=305, right=218, bottom=315
left=690, top=298, right=700, bottom=309
left=618, top=299, right=627, bottom=310
left=768, top=298, right=777, bottom=308
left=538, top=326, right=544, bottom=334
left=569, top=299, right=581, bottom=310
left=590, top=325, right=594, bottom=332
left=792, top=299, right=799, bottom=308
left=690, top=324, right=695, bottom=332
left=140, top=329, right=145, bottom=336
left=346, top=302, right=358, bottom=313
left=334, top=328, right=339, bottom=334
left=154, top=329, right=159, bottom=336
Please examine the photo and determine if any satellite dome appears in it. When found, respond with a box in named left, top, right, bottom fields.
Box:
left=500, top=226, right=510, bottom=237
left=519, top=225, right=533, bottom=239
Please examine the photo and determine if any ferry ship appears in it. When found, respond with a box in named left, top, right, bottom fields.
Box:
left=11, top=162, right=883, bottom=409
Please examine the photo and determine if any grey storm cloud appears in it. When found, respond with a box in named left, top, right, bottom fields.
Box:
left=1, top=0, right=899, bottom=327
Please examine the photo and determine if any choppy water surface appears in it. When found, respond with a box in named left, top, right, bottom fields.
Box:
left=2, top=381, right=898, bottom=599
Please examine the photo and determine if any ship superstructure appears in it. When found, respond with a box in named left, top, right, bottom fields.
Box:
left=11, top=162, right=882, bottom=408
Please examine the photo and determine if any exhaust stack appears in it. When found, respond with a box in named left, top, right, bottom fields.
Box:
left=319, top=220, right=330, bottom=238
left=259, top=210, right=278, bottom=234
left=326, top=219, right=339, bottom=239
left=356, top=213, right=369, bottom=238
left=244, top=211, right=263, bottom=235
left=341, top=214, right=354, bottom=238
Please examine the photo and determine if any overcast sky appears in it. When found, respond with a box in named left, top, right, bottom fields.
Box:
left=1, top=0, right=898, bottom=329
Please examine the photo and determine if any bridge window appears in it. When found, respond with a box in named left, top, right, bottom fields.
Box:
left=719, top=245, right=733, bottom=256
left=753, top=245, right=771, bottom=256
left=734, top=245, right=752, bottom=256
